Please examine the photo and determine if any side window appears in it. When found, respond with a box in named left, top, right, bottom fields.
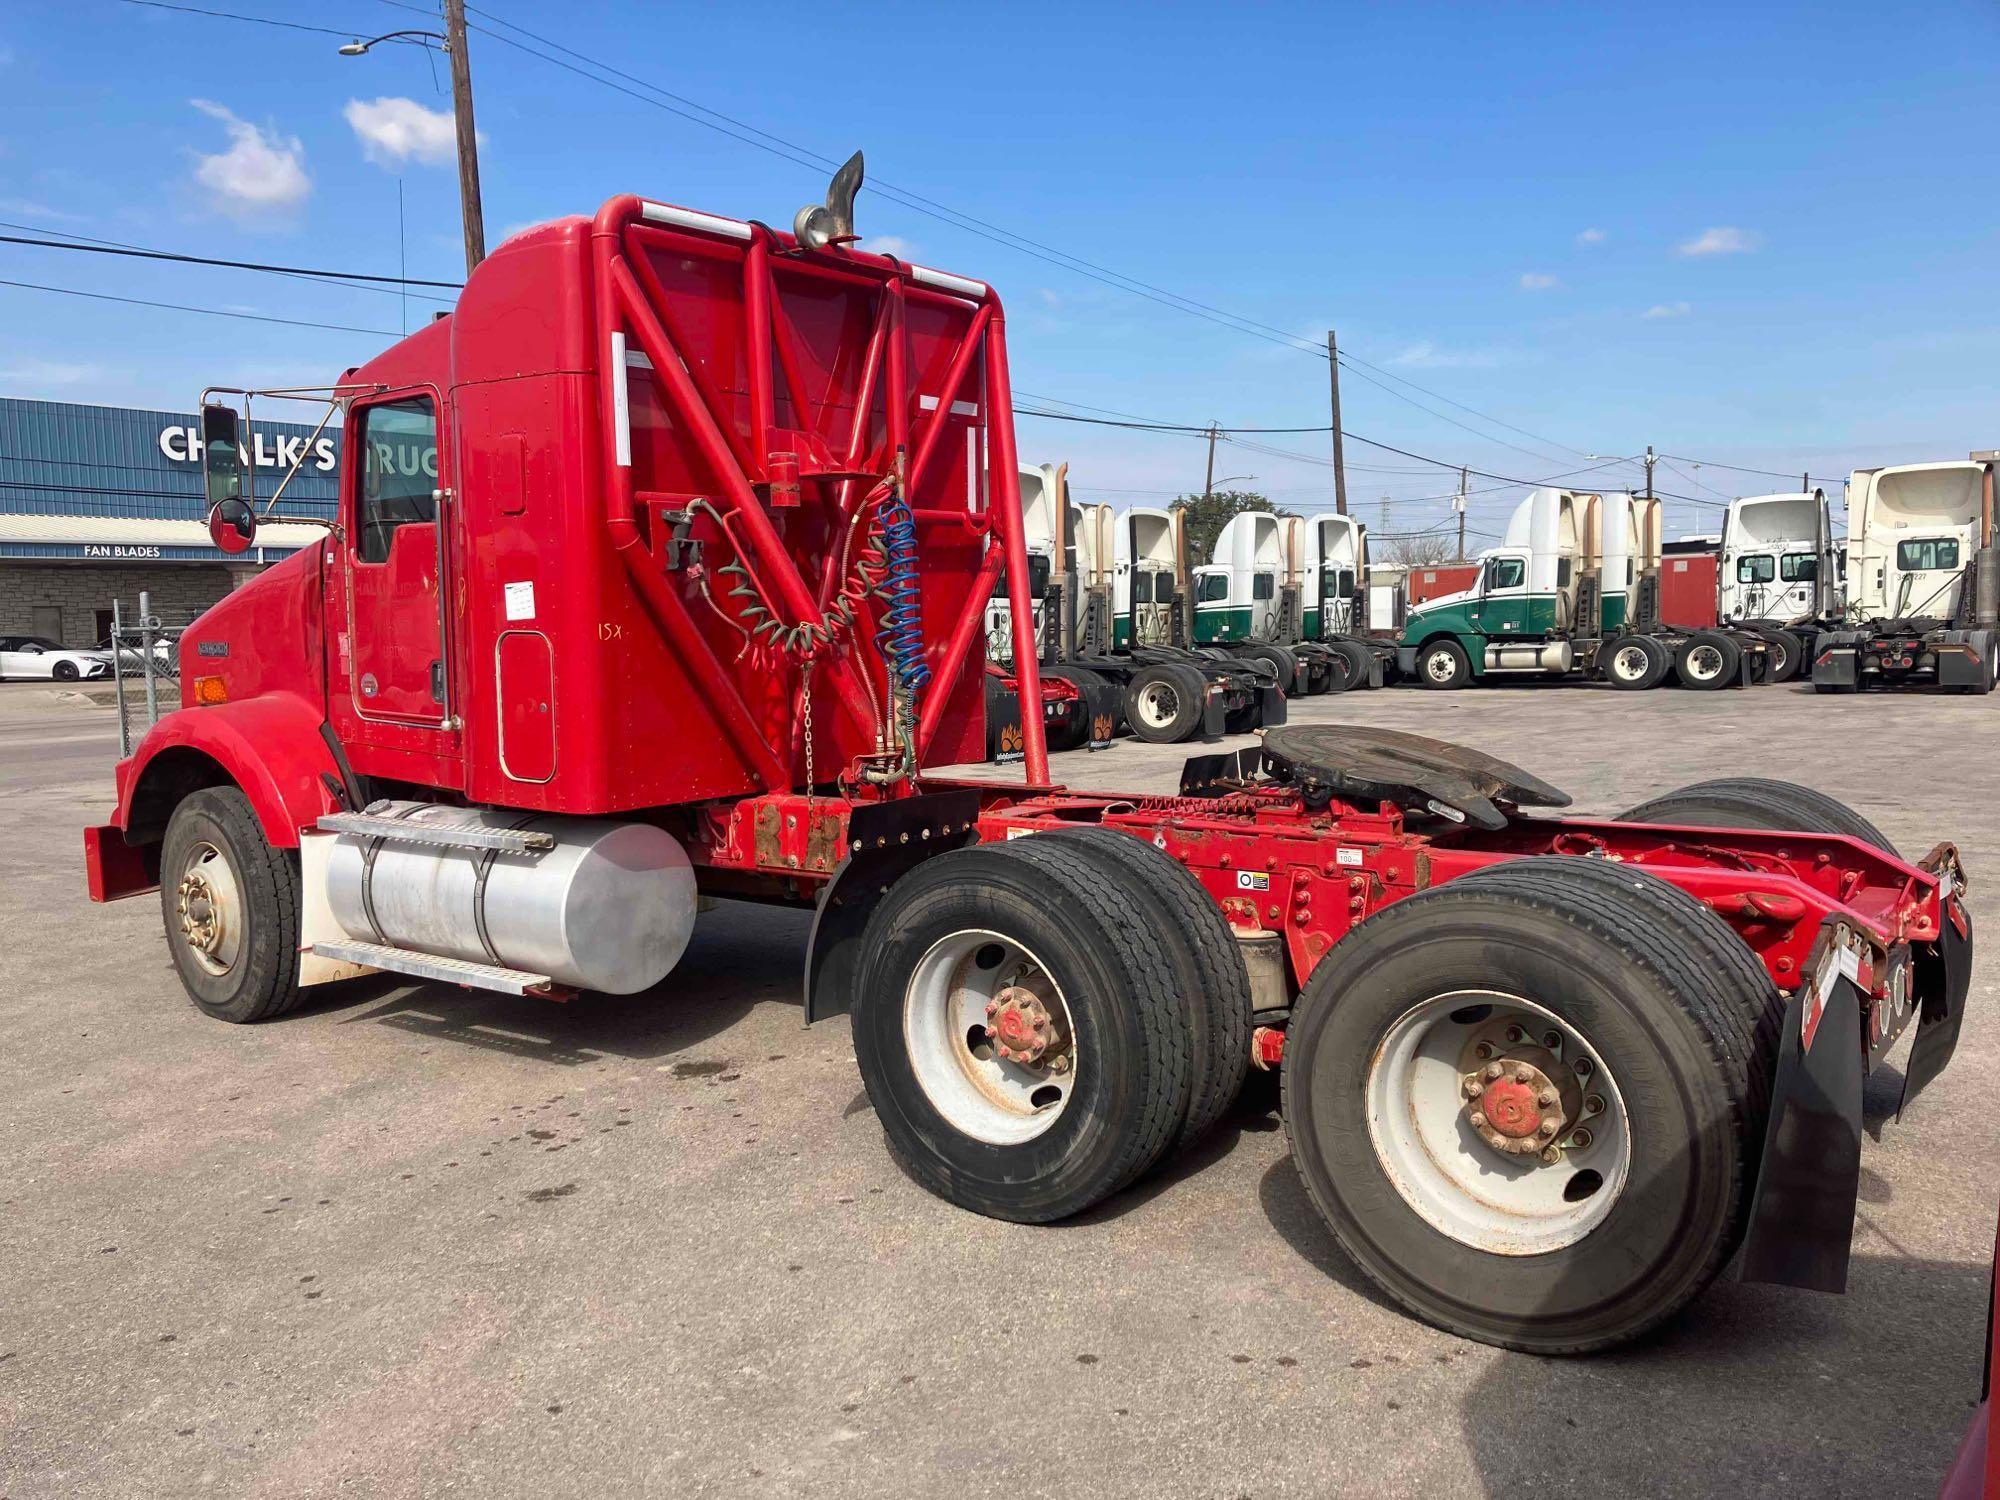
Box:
left=1199, top=573, right=1229, bottom=603
left=1555, top=557, right=1572, bottom=590
left=1897, top=538, right=1961, bottom=571
left=354, top=397, right=439, bottom=564
left=1779, top=553, right=1818, bottom=582
left=1486, top=557, right=1526, bottom=590
left=1334, top=568, right=1356, bottom=600
left=1737, top=554, right=1775, bottom=583
left=1131, top=572, right=1153, bottom=605
left=1251, top=571, right=1276, bottom=601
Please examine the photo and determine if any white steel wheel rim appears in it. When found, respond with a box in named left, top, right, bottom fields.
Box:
left=1686, top=643, right=1724, bottom=680
left=1424, top=648, right=1458, bottom=683
left=1611, top=644, right=1650, bottom=682
left=1136, top=680, right=1180, bottom=729
left=1365, top=990, right=1632, bottom=1255
left=903, top=929, right=1078, bottom=1146
left=175, top=840, right=245, bottom=978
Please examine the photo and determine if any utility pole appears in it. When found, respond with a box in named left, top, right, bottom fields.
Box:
left=1644, top=444, right=1656, bottom=505
left=1327, top=331, right=1349, bottom=515
left=1203, top=424, right=1219, bottom=499
left=1454, top=467, right=1468, bottom=561
left=1380, top=494, right=1392, bottom=537
left=443, top=0, right=486, bottom=275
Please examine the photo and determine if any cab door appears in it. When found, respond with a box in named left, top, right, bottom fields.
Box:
left=341, top=391, right=456, bottom=730
left=1469, top=552, right=1530, bottom=635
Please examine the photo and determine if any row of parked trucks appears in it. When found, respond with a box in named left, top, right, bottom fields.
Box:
left=993, top=452, right=2000, bottom=750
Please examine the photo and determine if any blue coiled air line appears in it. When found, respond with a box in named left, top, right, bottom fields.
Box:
left=874, top=493, right=930, bottom=695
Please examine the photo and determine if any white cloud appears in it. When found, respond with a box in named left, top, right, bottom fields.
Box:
left=1518, top=272, right=1560, bottom=290
left=1576, top=227, right=1605, bottom=245
left=189, top=100, right=309, bottom=218
left=1677, top=226, right=1760, bottom=257
left=1642, top=301, right=1692, bottom=320
left=865, top=234, right=914, bottom=257
left=1389, top=340, right=1505, bottom=370
left=344, top=96, right=463, bottom=167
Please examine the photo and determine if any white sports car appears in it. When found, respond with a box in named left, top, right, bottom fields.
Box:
left=0, top=636, right=116, bottom=681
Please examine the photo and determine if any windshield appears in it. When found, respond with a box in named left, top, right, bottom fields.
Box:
left=1199, top=573, right=1229, bottom=603
left=1485, top=557, right=1525, bottom=590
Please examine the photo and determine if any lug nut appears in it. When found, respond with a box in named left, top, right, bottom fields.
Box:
left=1537, top=1090, right=1556, bottom=1107
left=1513, top=1069, right=1532, bottom=1085
left=983, top=1025, right=996, bottom=1039
left=1573, top=1057, right=1593, bottom=1077
left=1469, top=1112, right=1487, bottom=1129
left=1540, top=1146, right=1563, bottom=1165
left=1584, top=1094, right=1604, bottom=1115
left=1484, top=1063, right=1503, bottom=1080
left=1474, top=1042, right=1495, bottom=1060
left=1570, top=1128, right=1593, bottom=1149
left=1539, top=1119, right=1558, bottom=1136
left=1050, top=1056, right=1070, bottom=1074
left=1504, top=1025, right=1525, bottom=1044
left=1542, top=1031, right=1561, bottom=1051
left=1463, top=1077, right=1484, bottom=1097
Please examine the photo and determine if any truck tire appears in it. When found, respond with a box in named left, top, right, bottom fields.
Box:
left=1601, top=636, right=1659, bottom=690
left=1328, top=639, right=1372, bottom=692
left=1751, top=627, right=1799, bottom=682
left=1283, top=856, right=1770, bottom=1353
left=1236, top=642, right=1301, bottom=697
left=159, top=786, right=304, bottom=1024
left=1415, top=638, right=1471, bottom=690
left=1038, top=826, right=1252, bottom=1150
left=850, top=841, right=1193, bottom=1222
left=1124, top=663, right=1206, bottom=743
left=1614, top=776, right=1896, bottom=857
left=1674, top=630, right=1739, bottom=690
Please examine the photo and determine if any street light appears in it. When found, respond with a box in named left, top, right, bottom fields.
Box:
left=339, top=0, right=485, bottom=276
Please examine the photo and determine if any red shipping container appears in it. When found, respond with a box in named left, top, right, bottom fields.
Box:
left=1660, top=552, right=1719, bottom=629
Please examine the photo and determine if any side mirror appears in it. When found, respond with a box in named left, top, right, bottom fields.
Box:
left=209, top=496, right=257, bottom=554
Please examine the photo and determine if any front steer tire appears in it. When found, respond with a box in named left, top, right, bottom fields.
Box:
left=851, top=840, right=1193, bottom=1223
left=1283, top=856, right=1772, bottom=1353
left=159, top=786, right=304, bottom=1024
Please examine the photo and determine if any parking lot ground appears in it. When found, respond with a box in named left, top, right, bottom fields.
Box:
left=3, top=677, right=1995, bottom=1498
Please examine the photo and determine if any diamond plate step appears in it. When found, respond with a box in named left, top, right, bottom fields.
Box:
left=310, top=939, right=553, bottom=995
left=316, top=811, right=554, bottom=854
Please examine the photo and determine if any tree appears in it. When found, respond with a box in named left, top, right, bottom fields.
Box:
left=1379, top=529, right=1458, bottom=567
left=1172, top=490, right=1284, bottom=567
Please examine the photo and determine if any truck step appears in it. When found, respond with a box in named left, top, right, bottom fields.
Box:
left=309, top=939, right=554, bottom=995
left=316, top=811, right=554, bottom=854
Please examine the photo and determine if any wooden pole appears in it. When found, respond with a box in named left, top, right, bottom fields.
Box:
left=444, top=0, right=486, bottom=276
left=1455, top=467, right=1468, bottom=561
left=1327, top=330, right=1349, bottom=516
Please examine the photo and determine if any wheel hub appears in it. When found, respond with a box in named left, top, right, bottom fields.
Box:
left=1464, top=1056, right=1566, bottom=1157
left=177, top=871, right=222, bottom=956
left=986, top=984, right=1066, bottom=1068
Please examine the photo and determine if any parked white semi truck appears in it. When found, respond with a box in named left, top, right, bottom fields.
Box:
left=1812, top=454, right=1999, bottom=693
left=1189, top=512, right=1382, bottom=693
left=984, top=470, right=1281, bottom=746
left=1397, top=488, right=1764, bottom=689
left=1717, top=489, right=1841, bottom=682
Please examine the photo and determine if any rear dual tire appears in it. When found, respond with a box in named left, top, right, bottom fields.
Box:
left=1123, top=663, right=1207, bottom=743
left=1674, top=630, right=1740, bottom=690
left=1284, top=856, right=1776, bottom=1353
left=851, top=835, right=1249, bottom=1223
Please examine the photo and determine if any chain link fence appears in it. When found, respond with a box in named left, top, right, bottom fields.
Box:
left=109, top=593, right=198, bottom=757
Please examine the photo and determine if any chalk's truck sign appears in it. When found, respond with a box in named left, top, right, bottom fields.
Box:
left=158, top=424, right=338, bottom=473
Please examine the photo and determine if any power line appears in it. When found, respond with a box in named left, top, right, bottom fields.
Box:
left=0, top=278, right=399, bottom=337
left=117, top=0, right=407, bottom=38
left=0, top=233, right=463, bottom=290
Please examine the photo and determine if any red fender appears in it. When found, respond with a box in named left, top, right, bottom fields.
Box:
left=113, top=690, right=342, bottom=850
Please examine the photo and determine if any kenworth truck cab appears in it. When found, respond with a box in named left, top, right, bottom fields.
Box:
left=78, top=174, right=1974, bottom=1359
left=1813, top=454, right=1999, bottom=692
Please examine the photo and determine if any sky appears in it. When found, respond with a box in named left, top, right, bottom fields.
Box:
left=1, top=0, right=1995, bottom=547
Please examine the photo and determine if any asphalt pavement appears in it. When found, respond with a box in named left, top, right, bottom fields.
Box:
left=1, top=675, right=1993, bottom=1498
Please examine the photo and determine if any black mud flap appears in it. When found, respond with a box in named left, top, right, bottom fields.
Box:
left=1200, top=686, right=1228, bottom=742
left=1258, top=685, right=1288, bottom=728
left=983, top=672, right=1025, bottom=764
left=1740, top=931, right=1866, bottom=1293
left=1903, top=898, right=1973, bottom=1113
left=802, top=791, right=979, bottom=1024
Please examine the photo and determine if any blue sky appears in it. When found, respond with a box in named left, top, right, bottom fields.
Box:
left=1, top=0, right=1994, bottom=544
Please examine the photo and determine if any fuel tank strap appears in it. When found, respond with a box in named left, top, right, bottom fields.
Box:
left=470, top=813, right=546, bottom=966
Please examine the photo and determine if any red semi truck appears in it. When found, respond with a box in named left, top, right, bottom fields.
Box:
left=85, top=170, right=1972, bottom=1354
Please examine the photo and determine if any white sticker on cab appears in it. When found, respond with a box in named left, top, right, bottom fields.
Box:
left=504, top=580, right=536, bottom=622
